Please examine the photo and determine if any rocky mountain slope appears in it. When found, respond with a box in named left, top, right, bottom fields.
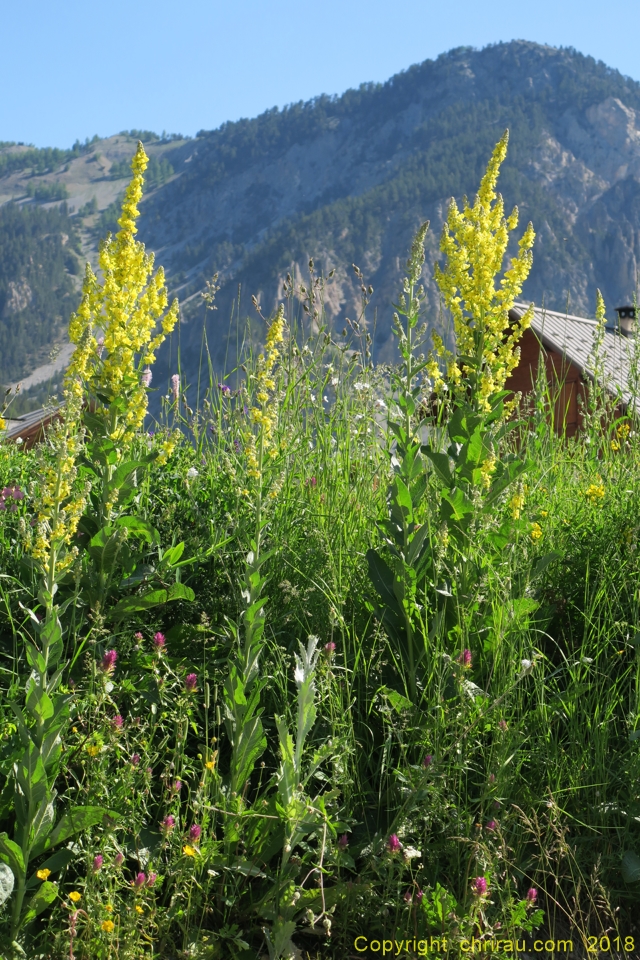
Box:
left=4, top=40, right=640, bottom=402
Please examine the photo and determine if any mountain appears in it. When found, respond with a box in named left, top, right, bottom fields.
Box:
left=4, top=41, right=640, bottom=403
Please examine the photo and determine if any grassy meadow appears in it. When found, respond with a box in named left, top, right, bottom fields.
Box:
left=1, top=137, right=640, bottom=959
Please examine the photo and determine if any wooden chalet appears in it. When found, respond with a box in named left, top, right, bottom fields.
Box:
left=505, top=302, right=640, bottom=435
left=1, top=406, right=62, bottom=449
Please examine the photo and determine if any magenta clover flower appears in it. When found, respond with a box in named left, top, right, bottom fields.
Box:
left=114, top=853, right=124, bottom=867
left=423, top=754, right=433, bottom=768
left=101, top=650, right=117, bottom=673
left=526, top=887, right=538, bottom=905
left=323, top=641, right=336, bottom=656
left=111, top=714, right=124, bottom=730
left=415, top=889, right=424, bottom=904
left=131, top=753, right=141, bottom=766
left=133, top=872, right=146, bottom=890
left=458, top=648, right=472, bottom=668
left=153, top=632, right=166, bottom=651
left=337, top=834, right=349, bottom=851
left=485, top=820, right=497, bottom=832
left=147, top=872, right=157, bottom=887
left=185, top=673, right=198, bottom=694
left=188, top=824, right=202, bottom=841
left=92, top=855, right=104, bottom=873
left=387, top=834, right=402, bottom=854
left=472, top=876, right=488, bottom=896
left=161, top=815, right=176, bottom=833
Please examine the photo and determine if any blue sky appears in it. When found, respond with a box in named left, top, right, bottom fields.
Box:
left=4, top=0, right=640, bottom=148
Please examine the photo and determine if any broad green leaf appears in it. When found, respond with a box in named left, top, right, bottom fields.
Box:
left=0, top=833, right=25, bottom=879
left=35, top=807, right=119, bottom=856
left=0, top=862, right=14, bottom=906
left=531, top=551, right=562, bottom=578
left=425, top=449, right=454, bottom=487
left=381, top=686, right=413, bottom=713
left=110, top=583, right=195, bottom=617
left=114, top=515, right=159, bottom=543
left=19, top=880, right=57, bottom=928
left=25, top=848, right=76, bottom=889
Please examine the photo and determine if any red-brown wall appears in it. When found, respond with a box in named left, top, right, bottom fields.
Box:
left=505, top=328, right=586, bottom=436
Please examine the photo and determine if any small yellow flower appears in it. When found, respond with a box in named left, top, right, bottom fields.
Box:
left=611, top=439, right=620, bottom=451
left=0, top=416, right=6, bottom=430
left=182, top=844, right=197, bottom=857
left=36, top=869, right=51, bottom=880
left=540, top=510, right=548, bottom=518
left=72, top=727, right=78, bottom=733
left=530, top=522, right=543, bottom=542
left=585, top=482, right=605, bottom=502
left=617, top=422, right=630, bottom=439
left=509, top=490, right=525, bottom=520
left=135, top=905, right=144, bottom=914
left=101, top=919, right=115, bottom=933
left=105, top=904, right=113, bottom=912
left=205, top=760, right=215, bottom=771
left=86, top=744, right=101, bottom=757
left=69, top=891, right=82, bottom=903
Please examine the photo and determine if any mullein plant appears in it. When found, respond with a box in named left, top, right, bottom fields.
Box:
left=1, top=396, right=117, bottom=956
left=0, top=146, right=183, bottom=955
left=368, top=132, right=538, bottom=704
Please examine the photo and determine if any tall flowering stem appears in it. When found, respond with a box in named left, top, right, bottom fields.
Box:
left=434, top=130, right=535, bottom=412
left=223, top=309, right=285, bottom=805
left=65, top=142, right=179, bottom=454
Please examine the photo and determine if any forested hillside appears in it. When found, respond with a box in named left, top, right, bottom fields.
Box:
left=5, top=40, right=640, bottom=404
left=0, top=203, right=80, bottom=386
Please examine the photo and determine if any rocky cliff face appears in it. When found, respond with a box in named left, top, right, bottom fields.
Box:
left=131, top=41, right=640, bottom=393
left=5, top=40, right=640, bottom=399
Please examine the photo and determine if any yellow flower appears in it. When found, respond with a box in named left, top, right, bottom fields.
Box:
left=478, top=455, right=497, bottom=489
left=530, top=522, right=543, bottom=542
left=0, top=416, right=5, bottom=430
left=611, top=439, right=620, bottom=451
left=182, top=844, right=197, bottom=857
left=64, top=142, right=179, bottom=450
left=69, top=891, right=82, bottom=903
left=617, top=422, right=630, bottom=439
left=105, top=904, right=113, bottom=912
left=101, top=919, right=115, bottom=933
left=135, top=905, right=144, bottom=914
left=509, top=489, right=525, bottom=520
left=585, top=482, right=605, bottom=502
left=434, top=131, right=535, bottom=410
left=205, top=760, right=215, bottom=771
left=86, top=744, right=101, bottom=757
left=244, top=306, right=286, bottom=483
left=36, top=869, right=51, bottom=880
left=540, top=510, right=548, bottom=518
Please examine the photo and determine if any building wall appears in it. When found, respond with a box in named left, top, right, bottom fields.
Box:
left=505, top=328, right=586, bottom=436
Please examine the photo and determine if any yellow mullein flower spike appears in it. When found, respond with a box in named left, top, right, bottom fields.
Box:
left=64, top=143, right=179, bottom=447
left=434, top=131, right=535, bottom=411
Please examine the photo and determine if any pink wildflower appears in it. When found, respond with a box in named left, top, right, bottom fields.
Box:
left=153, top=632, right=166, bottom=651
left=141, top=368, right=152, bottom=388
left=131, top=753, right=141, bottom=766
left=171, top=374, right=180, bottom=401
left=458, top=648, right=472, bottom=668
left=526, top=887, right=538, bottom=905
left=185, top=673, right=197, bottom=694
left=338, top=834, right=349, bottom=851
left=323, top=641, right=336, bottom=656
left=161, top=815, right=176, bottom=834
left=111, top=714, right=124, bottom=730
left=114, top=853, right=124, bottom=866
left=387, top=834, right=402, bottom=854
left=101, top=650, right=117, bottom=673
left=147, top=872, right=157, bottom=887
left=92, top=855, right=104, bottom=873
left=133, top=872, right=146, bottom=890
left=485, top=820, right=497, bottom=832
left=472, top=876, right=488, bottom=897
left=188, top=824, right=201, bottom=841
left=423, top=754, right=433, bottom=768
